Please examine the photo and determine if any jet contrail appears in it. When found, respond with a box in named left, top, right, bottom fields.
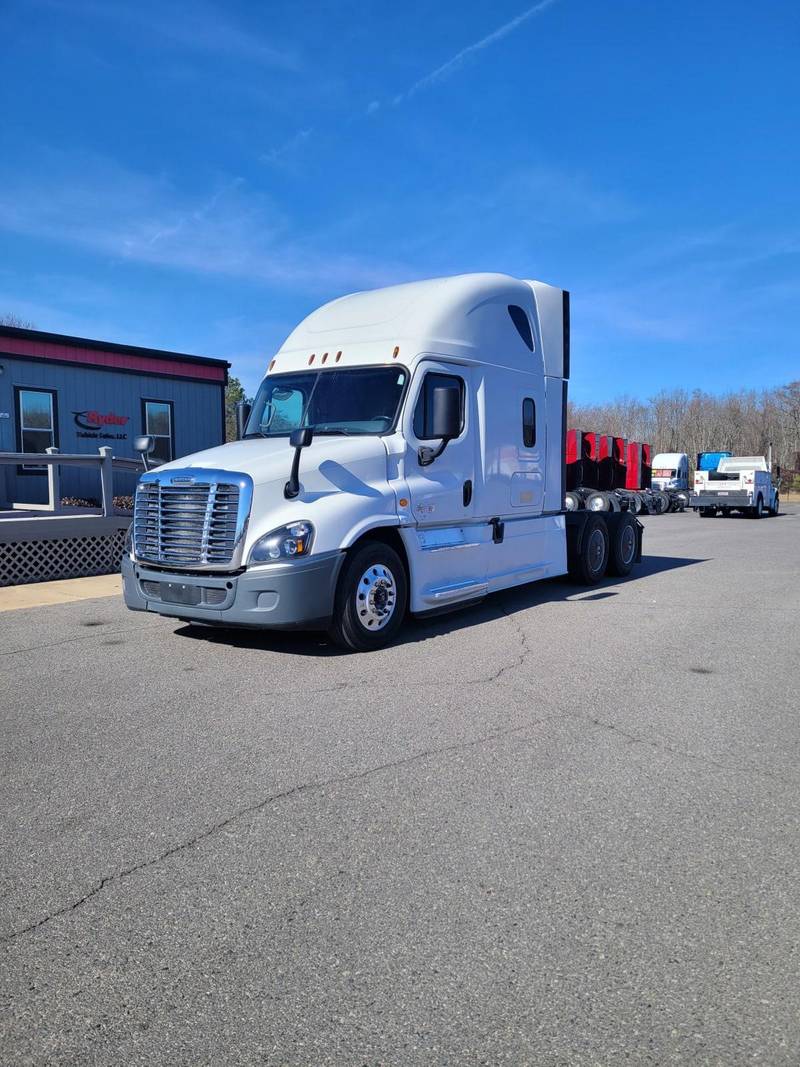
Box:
left=398, top=0, right=562, bottom=103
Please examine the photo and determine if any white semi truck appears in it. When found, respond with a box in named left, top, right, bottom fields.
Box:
left=123, top=274, right=643, bottom=650
left=651, top=452, right=689, bottom=494
left=691, top=455, right=780, bottom=518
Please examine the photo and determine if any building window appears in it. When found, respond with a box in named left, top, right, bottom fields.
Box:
left=142, top=399, right=174, bottom=464
left=15, top=387, right=58, bottom=471
left=522, top=398, right=536, bottom=448
left=413, top=373, right=465, bottom=441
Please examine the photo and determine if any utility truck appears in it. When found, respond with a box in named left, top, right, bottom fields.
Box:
left=691, top=454, right=780, bottom=518
left=123, top=274, right=643, bottom=651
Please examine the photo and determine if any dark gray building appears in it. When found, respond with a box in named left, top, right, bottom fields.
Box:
left=0, top=325, right=229, bottom=507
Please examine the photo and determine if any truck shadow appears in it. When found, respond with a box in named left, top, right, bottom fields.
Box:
left=172, top=553, right=707, bottom=657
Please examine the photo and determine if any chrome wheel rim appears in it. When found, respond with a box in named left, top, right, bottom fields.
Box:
left=356, top=564, right=397, bottom=630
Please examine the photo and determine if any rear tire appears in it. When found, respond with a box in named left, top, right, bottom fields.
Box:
left=770, top=495, right=780, bottom=516
left=751, top=495, right=764, bottom=519
left=568, top=515, right=609, bottom=584
left=607, top=513, right=638, bottom=577
left=699, top=507, right=716, bottom=517
left=328, top=541, right=408, bottom=652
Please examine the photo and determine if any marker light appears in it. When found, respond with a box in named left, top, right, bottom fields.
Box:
left=249, top=522, right=315, bottom=563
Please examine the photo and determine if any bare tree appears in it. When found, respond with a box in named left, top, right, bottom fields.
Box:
left=569, top=380, right=800, bottom=488
left=0, top=313, right=36, bottom=329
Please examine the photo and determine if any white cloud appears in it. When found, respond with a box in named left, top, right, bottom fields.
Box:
left=260, top=128, right=315, bottom=166
left=0, top=155, right=408, bottom=294
left=27, top=0, right=302, bottom=71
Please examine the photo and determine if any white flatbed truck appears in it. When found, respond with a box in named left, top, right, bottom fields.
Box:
left=123, top=274, right=644, bottom=650
left=691, top=455, right=780, bottom=518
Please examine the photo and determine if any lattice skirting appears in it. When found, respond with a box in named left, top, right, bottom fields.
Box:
left=0, top=530, right=127, bottom=587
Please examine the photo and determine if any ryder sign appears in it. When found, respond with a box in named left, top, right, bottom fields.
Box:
left=73, top=410, right=130, bottom=440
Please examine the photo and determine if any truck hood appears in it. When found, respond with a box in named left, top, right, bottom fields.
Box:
left=156, top=435, right=386, bottom=487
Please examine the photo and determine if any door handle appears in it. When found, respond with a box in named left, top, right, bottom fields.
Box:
left=463, top=479, right=473, bottom=507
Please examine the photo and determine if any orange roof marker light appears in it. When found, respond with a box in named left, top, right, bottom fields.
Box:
left=392, top=345, right=400, bottom=359
left=308, top=353, right=316, bottom=365
left=321, top=352, right=328, bottom=364
left=335, top=350, right=343, bottom=363
left=268, top=358, right=276, bottom=372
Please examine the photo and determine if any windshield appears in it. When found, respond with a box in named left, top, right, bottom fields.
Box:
left=245, top=366, right=408, bottom=438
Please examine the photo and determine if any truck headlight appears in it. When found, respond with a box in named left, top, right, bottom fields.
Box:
left=249, top=521, right=314, bottom=563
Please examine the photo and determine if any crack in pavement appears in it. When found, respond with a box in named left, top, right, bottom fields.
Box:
left=568, top=710, right=794, bottom=787
left=1, top=713, right=558, bottom=947
left=0, top=624, right=159, bottom=660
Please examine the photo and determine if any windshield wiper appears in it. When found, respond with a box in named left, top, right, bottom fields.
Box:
left=243, top=431, right=266, bottom=439
left=314, top=428, right=355, bottom=436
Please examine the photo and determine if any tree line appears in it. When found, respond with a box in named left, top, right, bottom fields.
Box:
left=568, top=381, right=800, bottom=482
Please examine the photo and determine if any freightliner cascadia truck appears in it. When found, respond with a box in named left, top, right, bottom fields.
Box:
left=123, top=274, right=643, bottom=651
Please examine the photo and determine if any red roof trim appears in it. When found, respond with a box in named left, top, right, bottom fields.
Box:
left=0, top=335, right=227, bottom=383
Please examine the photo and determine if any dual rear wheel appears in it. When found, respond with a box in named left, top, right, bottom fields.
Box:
left=568, top=513, right=637, bottom=584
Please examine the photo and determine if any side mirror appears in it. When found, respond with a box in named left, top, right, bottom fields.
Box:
left=290, top=427, right=314, bottom=450
left=134, top=434, right=156, bottom=471
left=419, top=385, right=461, bottom=467
left=235, top=399, right=252, bottom=440
left=430, top=385, right=462, bottom=440
left=285, top=427, right=314, bottom=499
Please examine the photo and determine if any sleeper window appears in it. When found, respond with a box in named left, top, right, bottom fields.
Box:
left=522, top=398, right=536, bottom=448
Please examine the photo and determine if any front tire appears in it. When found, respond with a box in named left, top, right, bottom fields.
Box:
left=328, top=541, right=408, bottom=652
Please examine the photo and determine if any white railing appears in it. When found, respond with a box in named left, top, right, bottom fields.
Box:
left=0, top=447, right=143, bottom=516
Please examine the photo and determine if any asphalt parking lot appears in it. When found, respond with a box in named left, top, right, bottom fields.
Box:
left=2, top=506, right=799, bottom=1065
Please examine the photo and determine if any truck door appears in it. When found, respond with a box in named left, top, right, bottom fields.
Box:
left=401, top=362, right=485, bottom=611
left=402, top=362, right=476, bottom=525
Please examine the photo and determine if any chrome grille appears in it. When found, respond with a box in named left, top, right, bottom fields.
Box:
left=133, top=469, right=253, bottom=571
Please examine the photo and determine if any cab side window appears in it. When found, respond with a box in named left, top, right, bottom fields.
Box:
left=413, top=373, right=465, bottom=440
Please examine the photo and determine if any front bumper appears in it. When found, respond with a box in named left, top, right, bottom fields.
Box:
left=122, top=550, right=345, bottom=629
left=690, top=492, right=752, bottom=509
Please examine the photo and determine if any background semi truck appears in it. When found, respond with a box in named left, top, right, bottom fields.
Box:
left=124, top=273, right=644, bottom=651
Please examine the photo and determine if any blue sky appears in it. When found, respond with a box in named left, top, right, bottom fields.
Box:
left=1, top=0, right=798, bottom=400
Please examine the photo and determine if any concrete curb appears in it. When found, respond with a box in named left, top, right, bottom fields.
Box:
left=0, top=573, right=122, bottom=612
